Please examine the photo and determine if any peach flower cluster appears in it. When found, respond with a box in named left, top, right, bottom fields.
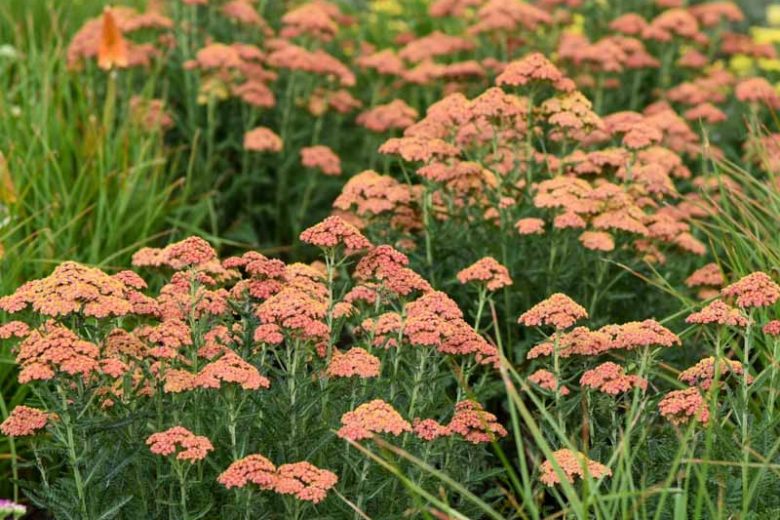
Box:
left=686, top=300, right=747, bottom=327
left=326, top=347, right=381, bottom=378
left=579, top=362, right=647, bottom=395
left=0, top=261, right=147, bottom=319
left=0, top=406, right=50, bottom=437
left=456, top=257, right=512, bottom=291
left=299, top=216, right=372, bottom=252
left=244, top=127, right=283, bottom=153
left=678, top=357, right=752, bottom=390
left=658, top=387, right=709, bottom=426
left=539, top=449, right=612, bottom=486
left=721, top=272, right=780, bottom=308
left=300, top=145, right=342, bottom=176
left=146, top=426, right=214, bottom=462
left=518, top=293, right=588, bottom=330
left=218, top=454, right=338, bottom=504
left=337, top=399, right=412, bottom=441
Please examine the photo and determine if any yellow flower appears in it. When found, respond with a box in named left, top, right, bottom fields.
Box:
left=728, top=54, right=754, bottom=76
left=758, top=58, right=780, bottom=72
left=197, top=77, right=230, bottom=105
left=768, top=5, right=780, bottom=27
left=750, top=27, right=780, bottom=44
left=371, top=0, right=403, bottom=16
left=565, top=14, right=585, bottom=36
left=389, top=19, right=409, bottom=34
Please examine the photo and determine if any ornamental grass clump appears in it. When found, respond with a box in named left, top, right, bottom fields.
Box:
left=0, top=224, right=503, bottom=519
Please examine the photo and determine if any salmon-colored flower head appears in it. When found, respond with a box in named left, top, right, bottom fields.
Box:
left=15, top=323, right=100, bottom=383
left=686, top=300, right=747, bottom=327
left=413, top=418, right=452, bottom=441
left=274, top=462, right=339, bottom=503
left=378, top=136, right=461, bottom=163
left=254, top=287, right=328, bottom=345
left=685, top=263, right=724, bottom=288
left=447, top=400, right=507, bottom=443
left=0, top=321, right=30, bottom=340
left=610, top=13, right=648, bottom=35
left=579, top=231, right=615, bottom=252
left=679, top=357, right=751, bottom=390
left=337, top=399, right=412, bottom=441
left=404, top=291, right=499, bottom=366
left=356, top=100, right=418, bottom=133
left=281, top=2, right=339, bottom=41
left=527, top=327, right=612, bottom=359
left=518, top=293, right=588, bottom=330
left=539, top=449, right=611, bottom=486
left=222, top=0, right=272, bottom=31
left=721, top=272, right=780, bottom=308
left=580, top=362, right=647, bottom=395
left=136, top=319, right=193, bottom=358
left=163, top=369, right=196, bottom=394
left=146, top=426, right=213, bottom=462
left=469, top=0, right=552, bottom=34
left=398, top=31, right=474, bottom=63
left=244, top=127, right=283, bottom=153
left=764, top=320, right=780, bottom=337
left=683, top=103, right=727, bottom=124
left=622, top=123, right=663, bottom=150
left=300, top=145, right=341, bottom=176
left=356, top=49, right=404, bottom=77
left=690, top=2, right=744, bottom=27
left=496, top=52, right=575, bottom=92
left=194, top=351, right=270, bottom=390
left=0, top=262, right=141, bottom=318
left=218, top=454, right=277, bottom=490
left=600, top=320, right=680, bottom=350
left=456, top=257, right=512, bottom=291
left=266, top=40, right=355, bottom=87
left=659, top=387, right=709, bottom=426
left=515, top=218, right=545, bottom=236
left=1, top=406, right=50, bottom=437
left=326, top=347, right=380, bottom=378
left=641, top=9, right=703, bottom=43
left=529, top=369, right=570, bottom=396
left=132, top=236, right=217, bottom=270
left=333, top=171, right=422, bottom=232
left=299, top=216, right=372, bottom=252
left=735, top=77, right=780, bottom=108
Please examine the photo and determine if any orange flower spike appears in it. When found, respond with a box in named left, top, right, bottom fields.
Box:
left=97, top=7, right=129, bottom=71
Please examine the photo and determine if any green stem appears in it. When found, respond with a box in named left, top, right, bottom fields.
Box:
left=59, top=386, right=88, bottom=519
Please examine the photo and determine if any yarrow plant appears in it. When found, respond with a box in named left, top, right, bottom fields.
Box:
left=2, top=0, right=780, bottom=518
left=0, top=225, right=504, bottom=519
